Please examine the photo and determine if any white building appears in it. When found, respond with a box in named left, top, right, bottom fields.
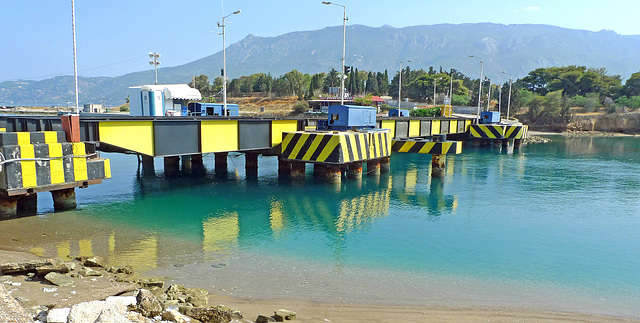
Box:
left=128, top=84, right=202, bottom=116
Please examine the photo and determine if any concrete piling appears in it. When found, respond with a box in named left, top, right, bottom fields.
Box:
left=431, top=154, right=446, bottom=178
left=0, top=196, right=19, bottom=219
left=245, top=153, right=259, bottom=179
left=191, top=154, right=205, bottom=175
left=325, top=165, right=342, bottom=184
left=181, top=155, right=192, bottom=175
left=215, top=152, right=229, bottom=176
left=141, top=155, right=155, bottom=177
left=367, top=160, right=381, bottom=176
left=380, top=157, right=391, bottom=173
left=291, top=162, right=306, bottom=180
left=163, top=156, right=180, bottom=177
left=17, top=194, right=37, bottom=217
left=347, top=162, right=363, bottom=179
left=51, top=188, right=77, bottom=211
left=278, top=158, right=291, bottom=178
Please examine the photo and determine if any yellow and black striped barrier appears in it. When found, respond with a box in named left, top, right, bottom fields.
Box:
left=0, top=131, right=111, bottom=194
left=280, top=130, right=391, bottom=164
left=469, top=124, right=506, bottom=139
left=504, top=125, right=528, bottom=139
left=391, top=139, right=462, bottom=155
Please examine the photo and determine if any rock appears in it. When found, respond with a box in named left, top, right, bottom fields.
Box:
left=273, top=309, right=296, bottom=321
left=106, top=295, right=137, bottom=308
left=0, top=258, right=56, bottom=275
left=108, top=266, right=134, bottom=275
left=133, top=289, right=162, bottom=318
left=78, top=266, right=103, bottom=277
left=35, top=263, right=74, bottom=275
left=0, top=284, right=33, bottom=323
left=179, top=305, right=240, bottom=323
left=23, top=304, right=48, bottom=321
left=93, top=307, right=130, bottom=323
left=162, top=299, right=180, bottom=310
left=162, top=308, right=190, bottom=323
left=256, top=315, right=277, bottom=323
left=44, top=272, right=74, bottom=287
left=68, top=300, right=128, bottom=323
left=114, top=273, right=131, bottom=282
left=124, top=311, right=153, bottom=323
left=185, top=288, right=209, bottom=307
left=139, top=277, right=164, bottom=288
left=82, top=256, right=106, bottom=268
left=0, top=275, right=12, bottom=284
left=216, top=305, right=242, bottom=320
left=47, top=308, right=72, bottom=323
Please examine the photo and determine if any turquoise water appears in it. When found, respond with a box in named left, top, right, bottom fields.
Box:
left=29, top=135, right=640, bottom=315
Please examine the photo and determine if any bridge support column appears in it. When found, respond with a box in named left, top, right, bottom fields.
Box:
left=514, top=139, right=523, bottom=149
left=0, top=196, right=19, bottom=219
left=215, top=152, right=228, bottom=176
left=181, top=155, right=192, bottom=175
left=431, top=154, right=446, bottom=178
left=17, top=194, right=37, bottom=217
left=245, top=153, right=259, bottom=179
left=51, top=188, right=77, bottom=211
left=325, top=165, right=342, bottom=184
left=164, top=156, right=180, bottom=177
left=141, top=155, right=155, bottom=177
left=278, top=158, right=291, bottom=178
left=347, top=162, right=363, bottom=179
left=290, top=162, right=306, bottom=180
left=492, top=140, right=502, bottom=148
left=502, top=139, right=509, bottom=147
left=313, top=164, right=326, bottom=178
left=367, top=160, right=381, bottom=176
left=191, top=154, right=205, bottom=175
left=380, top=157, right=391, bottom=173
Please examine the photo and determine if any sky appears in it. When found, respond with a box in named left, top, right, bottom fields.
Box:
left=2, top=0, right=640, bottom=82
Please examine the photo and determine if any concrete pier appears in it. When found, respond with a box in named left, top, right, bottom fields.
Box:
left=347, top=162, right=363, bottom=179
left=191, top=154, right=205, bottom=175
left=215, top=152, right=228, bottom=176
left=325, top=165, right=342, bottom=184
left=0, top=196, right=19, bottom=219
left=164, top=156, right=180, bottom=177
left=514, top=139, right=523, bottom=149
left=431, top=154, right=446, bottom=178
left=17, top=194, right=37, bottom=217
left=181, top=155, right=192, bottom=175
left=367, top=160, right=381, bottom=176
left=291, top=162, right=306, bottom=180
left=51, top=188, right=77, bottom=211
left=278, top=158, right=291, bottom=178
left=141, top=155, right=155, bottom=177
left=245, top=153, right=259, bottom=179
left=313, top=164, right=326, bottom=178
left=380, top=157, right=391, bottom=173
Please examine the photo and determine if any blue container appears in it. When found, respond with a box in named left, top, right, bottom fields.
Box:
left=327, top=105, right=377, bottom=130
left=389, top=109, right=410, bottom=117
left=188, top=103, right=239, bottom=116
left=480, top=111, right=501, bottom=124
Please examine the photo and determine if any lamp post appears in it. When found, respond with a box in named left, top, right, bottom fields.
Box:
left=322, top=2, right=347, bottom=105
left=218, top=9, right=241, bottom=116
left=486, top=78, right=491, bottom=111
left=71, top=0, right=79, bottom=114
left=398, top=60, right=413, bottom=108
left=469, top=56, right=484, bottom=122
left=504, top=72, right=513, bottom=120
left=433, top=77, right=443, bottom=106
left=149, top=52, right=161, bottom=85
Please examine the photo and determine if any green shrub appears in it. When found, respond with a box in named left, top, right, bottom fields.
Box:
left=292, top=101, right=309, bottom=114
left=410, top=107, right=440, bottom=117
left=119, top=105, right=129, bottom=112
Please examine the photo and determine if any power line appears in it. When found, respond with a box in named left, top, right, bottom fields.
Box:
left=0, top=55, right=148, bottom=83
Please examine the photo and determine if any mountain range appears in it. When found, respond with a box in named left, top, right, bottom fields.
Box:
left=2, top=23, right=640, bottom=106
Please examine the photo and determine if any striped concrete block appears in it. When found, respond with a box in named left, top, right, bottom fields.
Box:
left=391, top=139, right=462, bottom=155
left=281, top=130, right=392, bottom=164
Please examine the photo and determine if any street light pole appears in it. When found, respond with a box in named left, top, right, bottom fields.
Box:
left=149, top=52, right=160, bottom=85
left=71, top=0, right=79, bottom=114
left=486, top=79, right=491, bottom=111
left=218, top=9, right=241, bottom=116
left=507, top=77, right=513, bottom=120
left=398, top=60, right=413, bottom=108
left=469, top=56, right=483, bottom=122
left=322, top=2, right=347, bottom=105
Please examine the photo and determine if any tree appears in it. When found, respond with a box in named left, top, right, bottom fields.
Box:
left=282, top=70, right=310, bottom=99
left=188, top=74, right=212, bottom=97
left=323, top=68, right=340, bottom=93
left=624, top=71, right=640, bottom=97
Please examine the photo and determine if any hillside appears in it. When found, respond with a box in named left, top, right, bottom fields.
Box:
left=2, top=23, right=640, bottom=106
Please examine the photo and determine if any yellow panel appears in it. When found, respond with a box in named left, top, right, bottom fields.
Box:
left=104, top=159, right=112, bottom=179
left=271, top=120, right=298, bottom=146
left=381, top=120, right=396, bottom=138
left=72, top=142, right=88, bottom=181
left=0, top=128, right=6, bottom=132
left=449, top=120, right=457, bottom=134
left=465, top=119, right=472, bottom=131
left=43, top=131, right=59, bottom=143
left=17, top=132, right=30, bottom=145
left=201, top=120, right=239, bottom=153
left=431, top=120, right=441, bottom=135
left=48, top=143, right=65, bottom=184
left=20, top=144, right=37, bottom=187
left=409, top=120, right=420, bottom=137
left=99, top=121, right=154, bottom=156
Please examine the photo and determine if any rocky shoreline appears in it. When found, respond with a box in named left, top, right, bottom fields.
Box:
left=0, top=255, right=296, bottom=323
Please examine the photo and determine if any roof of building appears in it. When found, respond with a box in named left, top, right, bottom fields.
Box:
left=131, top=84, right=202, bottom=100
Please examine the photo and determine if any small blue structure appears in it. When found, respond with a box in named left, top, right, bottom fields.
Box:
left=480, top=111, right=501, bottom=124
left=187, top=102, right=240, bottom=117
left=388, top=109, right=410, bottom=117
left=327, top=105, right=376, bottom=130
